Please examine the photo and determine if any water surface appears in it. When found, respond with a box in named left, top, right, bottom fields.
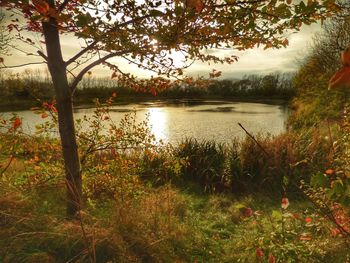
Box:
left=2, top=100, right=289, bottom=144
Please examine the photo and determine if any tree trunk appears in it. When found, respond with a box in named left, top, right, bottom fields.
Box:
left=42, top=2, right=82, bottom=217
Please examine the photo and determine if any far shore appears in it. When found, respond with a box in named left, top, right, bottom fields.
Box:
left=0, top=96, right=290, bottom=113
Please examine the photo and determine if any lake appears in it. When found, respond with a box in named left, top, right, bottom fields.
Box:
left=2, top=100, right=289, bottom=144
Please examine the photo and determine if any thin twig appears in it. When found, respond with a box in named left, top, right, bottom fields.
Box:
left=238, top=122, right=270, bottom=156
left=77, top=211, right=95, bottom=263
left=0, top=155, right=14, bottom=178
left=1, top=62, right=46, bottom=69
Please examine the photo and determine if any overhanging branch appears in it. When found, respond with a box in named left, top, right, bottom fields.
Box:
left=66, top=41, right=98, bottom=66
left=70, top=51, right=130, bottom=92
left=65, top=12, right=166, bottom=67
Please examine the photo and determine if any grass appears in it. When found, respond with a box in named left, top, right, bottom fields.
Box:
left=1, top=177, right=348, bottom=263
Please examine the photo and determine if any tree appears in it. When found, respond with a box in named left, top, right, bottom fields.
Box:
left=312, top=13, right=350, bottom=74
left=0, top=0, right=343, bottom=217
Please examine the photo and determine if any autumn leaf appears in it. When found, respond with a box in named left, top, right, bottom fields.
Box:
left=111, top=72, right=117, bottom=79
left=299, top=234, right=312, bottom=241
left=268, top=253, right=276, bottom=263
left=281, top=197, right=289, bottom=209
left=256, top=248, right=264, bottom=258
left=243, top=207, right=253, bottom=217
left=325, top=169, right=335, bottom=175
left=12, top=117, right=21, bottom=130
left=187, top=0, right=204, bottom=12
left=305, top=217, right=312, bottom=223
left=282, top=38, right=289, bottom=46
left=32, top=0, right=49, bottom=15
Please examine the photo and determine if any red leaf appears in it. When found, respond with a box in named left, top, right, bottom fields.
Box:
left=305, top=217, right=312, bottom=223
left=243, top=207, right=253, bottom=217
left=256, top=248, right=264, bottom=258
left=268, top=253, right=276, bottom=263
left=281, top=197, right=289, bottom=209
left=187, top=0, right=204, bottom=12
left=12, top=117, right=21, bottom=130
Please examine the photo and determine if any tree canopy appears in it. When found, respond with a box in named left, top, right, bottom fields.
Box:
left=1, top=0, right=343, bottom=88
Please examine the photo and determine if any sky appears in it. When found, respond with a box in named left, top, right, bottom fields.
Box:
left=2, top=21, right=322, bottom=80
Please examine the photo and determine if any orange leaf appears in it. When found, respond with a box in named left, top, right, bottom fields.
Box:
left=32, top=0, right=49, bottom=15
left=41, top=113, right=49, bottom=118
left=299, top=235, right=312, bottom=241
left=325, top=169, right=334, bottom=175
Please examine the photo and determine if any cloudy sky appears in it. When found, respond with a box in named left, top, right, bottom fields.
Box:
left=2, top=21, right=321, bottom=80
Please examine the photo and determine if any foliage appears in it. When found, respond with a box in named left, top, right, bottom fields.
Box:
left=288, top=9, right=350, bottom=253
left=236, top=199, right=348, bottom=263
left=289, top=12, right=350, bottom=130
left=2, top=0, right=341, bottom=80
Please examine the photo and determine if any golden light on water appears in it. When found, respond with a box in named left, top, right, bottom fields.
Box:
left=147, top=108, right=167, bottom=142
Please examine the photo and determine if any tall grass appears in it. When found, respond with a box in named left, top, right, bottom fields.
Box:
left=174, top=130, right=335, bottom=194
left=175, top=138, right=228, bottom=192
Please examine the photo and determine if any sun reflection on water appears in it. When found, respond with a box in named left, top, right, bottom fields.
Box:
left=147, top=108, right=167, bottom=142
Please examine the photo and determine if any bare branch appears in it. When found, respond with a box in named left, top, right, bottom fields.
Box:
left=110, top=12, right=166, bottom=31
left=65, top=41, right=98, bottom=66
left=37, top=50, right=48, bottom=61
left=0, top=61, right=46, bottom=69
left=58, top=0, right=70, bottom=13
left=0, top=155, right=14, bottom=178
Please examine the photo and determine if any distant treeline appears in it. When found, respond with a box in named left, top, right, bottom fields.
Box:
left=0, top=69, right=294, bottom=108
